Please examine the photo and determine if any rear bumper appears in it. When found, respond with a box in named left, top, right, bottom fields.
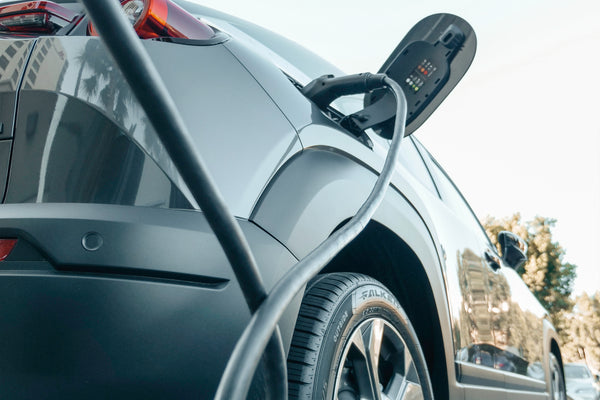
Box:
left=0, top=203, right=299, bottom=398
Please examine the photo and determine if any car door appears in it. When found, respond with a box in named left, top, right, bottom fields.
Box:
left=411, top=138, right=510, bottom=390
left=414, top=138, right=548, bottom=396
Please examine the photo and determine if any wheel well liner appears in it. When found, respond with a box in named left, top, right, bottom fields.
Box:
left=550, top=339, right=563, bottom=370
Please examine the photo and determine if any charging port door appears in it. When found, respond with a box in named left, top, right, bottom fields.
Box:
left=364, top=14, right=476, bottom=138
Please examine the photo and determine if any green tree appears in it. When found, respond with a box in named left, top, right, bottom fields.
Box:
left=482, top=213, right=577, bottom=326
left=560, top=292, right=600, bottom=371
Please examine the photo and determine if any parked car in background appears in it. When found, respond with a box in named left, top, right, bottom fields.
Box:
left=565, top=363, right=600, bottom=400
left=0, top=0, right=568, bottom=398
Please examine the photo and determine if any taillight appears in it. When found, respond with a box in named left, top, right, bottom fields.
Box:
left=89, top=0, right=214, bottom=40
left=0, top=1, right=78, bottom=35
left=0, top=239, right=17, bottom=261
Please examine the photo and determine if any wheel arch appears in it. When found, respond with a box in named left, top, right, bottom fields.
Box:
left=322, top=219, right=450, bottom=399
left=550, top=339, right=563, bottom=368
left=543, top=318, right=565, bottom=395
left=251, top=148, right=456, bottom=398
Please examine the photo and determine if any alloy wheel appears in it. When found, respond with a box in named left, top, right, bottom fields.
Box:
left=333, top=318, right=424, bottom=400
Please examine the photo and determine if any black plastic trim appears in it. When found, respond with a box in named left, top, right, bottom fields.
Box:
left=153, top=30, right=230, bottom=46
left=456, top=361, right=504, bottom=389
left=3, top=39, right=35, bottom=203
left=457, top=361, right=547, bottom=393
left=55, top=265, right=229, bottom=289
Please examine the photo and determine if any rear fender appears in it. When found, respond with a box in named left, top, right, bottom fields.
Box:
left=250, top=146, right=457, bottom=387
left=9, top=36, right=300, bottom=218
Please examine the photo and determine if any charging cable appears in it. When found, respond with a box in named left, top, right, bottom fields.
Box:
left=215, top=74, right=407, bottom=400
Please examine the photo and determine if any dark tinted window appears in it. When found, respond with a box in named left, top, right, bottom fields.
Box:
left=5, top=91, right=191, bottom=208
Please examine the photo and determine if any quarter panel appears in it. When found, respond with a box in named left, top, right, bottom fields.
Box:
left=223, top=38, right=314, bottom=131
left=252, top=147, right=372, bottom=258
left=5, top=91, right=190, bottom=208
left=146, top=39, right=301, bottom=217
left=10, top=36, right=299, bottom=217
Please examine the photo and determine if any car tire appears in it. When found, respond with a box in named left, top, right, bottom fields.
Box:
left=549, top=353, right=566, bottom=400
left=287, top=272, right=434, bottom=400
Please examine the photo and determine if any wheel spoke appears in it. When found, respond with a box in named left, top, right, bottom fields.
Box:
left=336, top=317, right=426, bottom=400
left=351, top=328, right=367, bottom=356
left=404, top=349, right=418, bottom=384
left=402, top=382, right=425, bottom=400
left=383, top=364, right=424, bottom=400
left=296, top=276, right=432, bottom=400
left=346, top=322, right=383, bottom=400
left=363, top=320, right=384, bottom=400
left=367, top=319, right=385, bottom=370
left=384, top=373, right=407, bottom=400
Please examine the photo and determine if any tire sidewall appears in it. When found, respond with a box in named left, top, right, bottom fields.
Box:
left=311, top=279, right=431, bottom=399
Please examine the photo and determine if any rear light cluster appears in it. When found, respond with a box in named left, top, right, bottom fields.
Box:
left=0, top=239, right=17, bottom=262
left=0, top=1, right=78, bottom=35
left=89, top=0, right=215, bottom=40
left=0, top=0, right=214, bottom=40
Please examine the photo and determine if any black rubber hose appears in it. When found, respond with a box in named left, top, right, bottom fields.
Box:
left=77, top=0, right=287, bottom=398
left=215, top=76, right=407, bottom=399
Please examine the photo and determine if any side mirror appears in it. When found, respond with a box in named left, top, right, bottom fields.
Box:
left=360, top=13, right=476, bottom=138
left=498, top=231, right=528, bottom=270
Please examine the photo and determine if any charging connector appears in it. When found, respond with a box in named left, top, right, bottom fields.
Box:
left=215, top=76, right=407, bottom=400
left=302, top=72, right=387, bottom=109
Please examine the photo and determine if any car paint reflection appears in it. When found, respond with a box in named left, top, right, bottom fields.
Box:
left=455, top=244, right=546, bottom=380
left=10, top=36, right=302, bottom=218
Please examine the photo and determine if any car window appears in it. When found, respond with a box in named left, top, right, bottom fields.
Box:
left=565, top=365, right=592, bottom=379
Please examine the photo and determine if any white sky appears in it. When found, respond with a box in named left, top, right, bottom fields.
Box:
left=192, top=0, right=600, bottom=295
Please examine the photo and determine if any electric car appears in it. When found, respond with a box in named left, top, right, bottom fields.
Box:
left=0, top=0, right=567, bottom=399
